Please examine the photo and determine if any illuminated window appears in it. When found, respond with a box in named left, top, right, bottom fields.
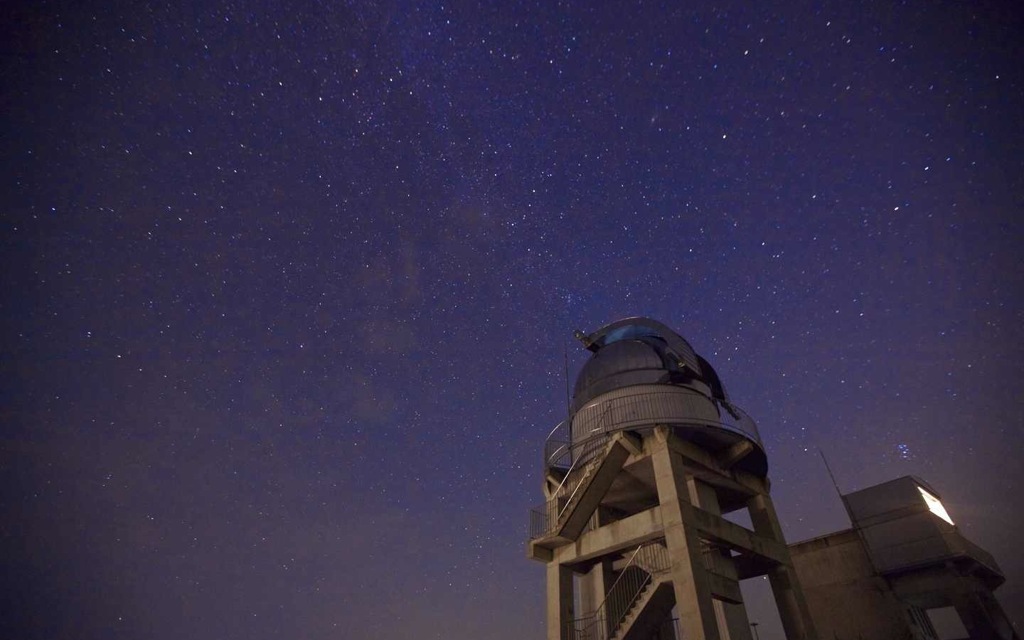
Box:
left=918, top=487, right=954, bottom=525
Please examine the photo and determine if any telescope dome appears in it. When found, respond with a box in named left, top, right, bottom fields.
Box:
left=567, top=317, right=767, bottom=476
left=572, top=336, right=682, bottom=411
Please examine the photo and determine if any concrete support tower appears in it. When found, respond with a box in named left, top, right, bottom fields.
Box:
left=789, top=476, right=1020, bottom=639
left=527, top=318, right=818, bottom=640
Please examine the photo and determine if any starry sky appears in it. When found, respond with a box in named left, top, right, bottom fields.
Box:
left=2, top=1, right=1022, bottom=638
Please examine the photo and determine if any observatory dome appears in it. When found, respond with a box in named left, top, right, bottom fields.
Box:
left=567, top=317, right=767, bottom=476
left=572, top=337, right=684, bottom=411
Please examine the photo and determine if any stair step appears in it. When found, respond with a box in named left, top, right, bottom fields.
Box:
left=553, top=448, right=604, bottom=526
left=610, top=579, right=672, bottom=640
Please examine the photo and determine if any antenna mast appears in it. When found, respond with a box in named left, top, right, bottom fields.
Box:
left=818, top=447, right=842, bottom=496
left=563, top=343, right=571, bottom=421
left=818, top=447, right=856, bottom=526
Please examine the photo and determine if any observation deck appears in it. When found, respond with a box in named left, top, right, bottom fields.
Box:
left=529, top=318, right=768, bottom=542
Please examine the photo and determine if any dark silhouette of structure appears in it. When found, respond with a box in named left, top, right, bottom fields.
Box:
left=527, top=318, right=817, bottom=640
left=790, top=476, right=1019, bottom=639
left=527, top=318, right=1018, bottom=640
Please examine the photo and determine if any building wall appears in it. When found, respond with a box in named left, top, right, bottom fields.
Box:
left=844, top=476, right=962, bottom=576
left=790, top=529, right=921, bottom=640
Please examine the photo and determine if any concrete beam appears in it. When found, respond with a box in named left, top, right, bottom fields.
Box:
left=554, top=506, right=664, bottom=568
left=707, top=573, right=744, bottom=605
left=528, top=540, right=554, bottom=562
left=733, top=553, right=774, bottom=580
left=682, top=502, right=789, bottom=565
left=615, top=430, right=644, bottom=456
left=663, top=432, right=767, bottom=497
left=716, top=440, right=754, bottom=470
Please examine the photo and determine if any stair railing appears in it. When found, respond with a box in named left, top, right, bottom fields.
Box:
left=603, top=541, right=671, bottom=639
left=530, top=403, right=617, bottom=539
left=561, top=541, right=672, bottom=640
left=530, top=434, right=611, bottom=539
left=551, top=401, right=621, bottom=522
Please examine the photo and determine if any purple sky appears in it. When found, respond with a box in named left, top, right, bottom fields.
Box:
left=3, top=1, right=1022, bottom=638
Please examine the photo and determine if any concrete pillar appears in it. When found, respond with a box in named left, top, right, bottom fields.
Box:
left=720, top=599, right=753, bottom=640
left=652, top=433, right=721, bottom=640
left=953, top=590, right=1020, bottom=640
left=688, top=476, right=753, bottom=640
left=954, top=593, right=992, bottom=639
left=977, top=591, right=1021, bottom=640
left=546, top=562, right=574, bottom=640
left=580, top=558, right=613, bottom=622
left=748, top=493, right=817, bottom=640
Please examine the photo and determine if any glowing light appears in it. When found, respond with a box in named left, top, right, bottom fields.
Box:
left=918, top=486, right=954, bottom=525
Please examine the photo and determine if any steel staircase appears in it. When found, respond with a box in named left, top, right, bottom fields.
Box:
left=531, top=432, right=638, bottom=544
left=611, top=577, right=673, bottom=640
left=563, top=541, right=674, bottom=640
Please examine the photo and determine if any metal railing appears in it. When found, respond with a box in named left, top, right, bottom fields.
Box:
left=542, top=388, right=760, bottom=473
left=567, top=388, right=762, bottom=448
left=544, top=420, right=572, bottom=471
left=531, top=388, right=764, bottom=540
left=544, top=401, right=616, bottom=471
left=529, top=503, right=553, bottom=540
left=563, top=541, right=672, bottom=640
left=530, top=404, right=619, bottom=539
left=529, top=433, right=611, bottom=539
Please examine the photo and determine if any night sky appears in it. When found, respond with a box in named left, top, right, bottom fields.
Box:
left=3, top=1, right=1023, bottom=639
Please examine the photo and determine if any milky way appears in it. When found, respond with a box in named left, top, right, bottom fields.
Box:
left=3, top=2, right=1022, bottom=638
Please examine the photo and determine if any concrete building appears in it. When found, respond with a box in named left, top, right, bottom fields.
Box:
left=527, top=318, right=819, bottom=640
left=790, top=476, right=1019, bottom=640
